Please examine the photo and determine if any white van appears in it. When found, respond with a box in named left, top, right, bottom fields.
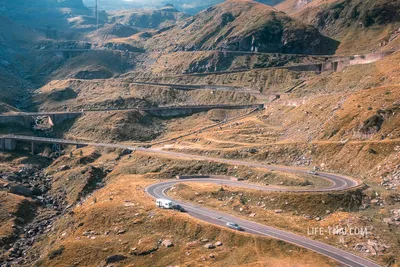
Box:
left=156, top=199, right=173, bottom=209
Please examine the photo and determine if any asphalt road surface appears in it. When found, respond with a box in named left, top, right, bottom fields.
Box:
left=1, top=134, right=378, bottom=266
left=146, top=177, right=380, bottom=267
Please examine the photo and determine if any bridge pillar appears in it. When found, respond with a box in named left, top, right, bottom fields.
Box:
left=31, top=142, right=35, bottom=155
left=3, top=139, right=16, bottom=150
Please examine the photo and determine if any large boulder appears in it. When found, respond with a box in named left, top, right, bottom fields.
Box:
left=9, top=186, right=33, bottom=197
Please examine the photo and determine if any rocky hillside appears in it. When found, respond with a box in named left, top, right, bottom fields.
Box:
left=84, top=0, right=288, bottom=14
left=86, top=23, right=139, bottom=42
left=292, top=0, right=400, bottom=52
left=0, top=16, right=42, bottom=107
left=169, top=0, right=288, bottom=13
left=109, top=5, right=189, bottom=29
left=274, top=0, right=314, bottom=14
left=147, top=0, right=339, bottom=54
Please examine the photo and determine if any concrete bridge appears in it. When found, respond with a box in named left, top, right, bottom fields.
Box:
left=0, top=134, right=140, bottom=155
left=0, top=112, right=83, bottom=128
left=0, top=104, right=265, bottom=128
left=0, top=135, right=100, bottom=155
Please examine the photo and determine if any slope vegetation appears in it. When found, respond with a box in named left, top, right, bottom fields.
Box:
left=109, top=5, right=189, bottom=29
left=291, top=0, right=400, bottom=53
left=147, top=0, right=339, bottom=54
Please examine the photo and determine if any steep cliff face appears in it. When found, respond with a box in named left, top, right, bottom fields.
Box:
left=292, top=0, right=400, bottom=52
left=147, top=0, right=339, bottom=54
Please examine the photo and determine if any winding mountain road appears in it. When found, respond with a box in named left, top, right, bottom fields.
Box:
left=146, top=176, right=378, bottom=267
left=0, top=134, right=379, bottom=266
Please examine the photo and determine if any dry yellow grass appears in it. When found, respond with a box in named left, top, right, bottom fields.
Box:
left=31, top=170, right=338, bottom=267
left=289, top=0, right=400, bottom=53
left=169, top=182, right=398, bottom=265
left=0, top=192, right=29, bottom=241
left=36, top=78, right=257, bottom=111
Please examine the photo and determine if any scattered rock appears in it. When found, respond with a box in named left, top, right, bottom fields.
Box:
left=203, top=243, right=215, bottom=249
left=162, top=239, right=174, bottom=247
left=214, top=241, right=223, bottom=246
left=59, top=165, right=70, bottom=171
left=274, top=209, right=283, bottom=214
left=48, top=246, right=65, bottom=260
left=370, top=199, right=379, bottom=205
left=121, top=149, right=133, bottom=155
left=9, top=185, right=33, bottom=197
left=187, top=241, right=198, bottom=247
left=105, top=254, right=127, bottom=264
left=117, top=229, right=126, bottom=235
left=383, top=218, right=393, bottom=225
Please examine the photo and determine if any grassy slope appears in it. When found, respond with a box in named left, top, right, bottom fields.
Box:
left=36, top=78, right=257, bottom=111
left=289, top=0, right=400, bottom=53
left=109, top=6, right=189, bottom=29
left=30, top=150, right=338, bottom=267
left=146, top=0, right=338, bottom=54
left=170, top=182, right=398, bottom=265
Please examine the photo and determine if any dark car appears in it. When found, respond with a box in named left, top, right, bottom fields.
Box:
left=173, top=204, right=186, bottom=212
left=226, top=222, right=244, bottom=231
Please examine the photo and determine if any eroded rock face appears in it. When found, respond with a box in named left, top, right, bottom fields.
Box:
left=381, top=164, right=400, bottom=190
left=353, top=239, right=391, bottom=256
left=360, top=114, right=384, bottom=134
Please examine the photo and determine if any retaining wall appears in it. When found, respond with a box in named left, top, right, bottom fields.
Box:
left=144, top=104, right=264, bottom=118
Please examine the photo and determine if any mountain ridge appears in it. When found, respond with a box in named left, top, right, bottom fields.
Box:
left=146, top=0, right=339, bottom=54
